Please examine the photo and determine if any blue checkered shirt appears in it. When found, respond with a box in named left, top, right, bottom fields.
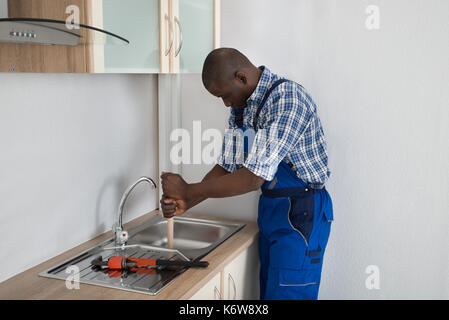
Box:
left=216, top=66, right=331, bottom=186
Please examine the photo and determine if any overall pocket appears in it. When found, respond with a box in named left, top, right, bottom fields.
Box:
left=303, top=190, right=333, bottom=269
left=264, top=267, right=320, bottom=300
left=287, top=190, right=315, bottom=246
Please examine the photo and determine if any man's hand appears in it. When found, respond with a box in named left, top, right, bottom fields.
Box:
left=160, top=165, right=229, bottom=218
left=160, top=172, right=193, bottom=217
left=160, top=195, right=188, bottom=218
left=161, top=172, right=189, bottom=200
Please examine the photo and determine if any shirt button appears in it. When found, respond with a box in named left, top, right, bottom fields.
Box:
left=305, top=188, right=309, bottom=192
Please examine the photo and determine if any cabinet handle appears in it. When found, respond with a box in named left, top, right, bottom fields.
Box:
left=174, top=16, right=183, bottom=57
left=228, top=273, right=236, bottom=300
left=165, top=14, right=174, bottom=56
left=214, top=286, right=221, bottom=300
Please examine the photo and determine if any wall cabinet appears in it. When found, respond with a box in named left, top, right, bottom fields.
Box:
left=189, top=242, right=260, bottom=300
left=161, top=0, right=220, bottom=73
left=90, top=0, right=221, bottom=73
left=101, top=0, right=160, bottom=73
left=0, top=0, right=220, bottom=73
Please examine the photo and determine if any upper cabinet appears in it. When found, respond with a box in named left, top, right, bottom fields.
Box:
left=0, top=0, right=221, bottom=73
left=101, top=0, right=160, bottom=73
left=102, top=0, right=220, bottom=73
left=168, top=0, right=220, bottom=73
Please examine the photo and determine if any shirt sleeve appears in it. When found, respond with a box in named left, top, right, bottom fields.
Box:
left=243, top=89, right=313, bottom=181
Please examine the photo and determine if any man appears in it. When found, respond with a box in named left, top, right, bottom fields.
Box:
left=160, top=48, right=333, bottom=300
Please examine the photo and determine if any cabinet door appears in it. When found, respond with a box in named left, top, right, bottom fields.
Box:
left=171, top=0, right=219, bottom=73
left=223, top=242, right=260, bottom=300
left=102, top=0, right=160, bottom=73
left=189, top=272, right=222, bottom=300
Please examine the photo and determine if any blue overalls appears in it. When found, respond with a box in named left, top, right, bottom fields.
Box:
left=234, top=79, right=334, bottom=300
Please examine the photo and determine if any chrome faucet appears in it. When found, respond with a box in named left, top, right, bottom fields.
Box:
left=113, top=176, right=157, bottom=246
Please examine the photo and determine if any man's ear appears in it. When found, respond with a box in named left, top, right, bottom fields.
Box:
left=234, top=71, right=248, bottom=85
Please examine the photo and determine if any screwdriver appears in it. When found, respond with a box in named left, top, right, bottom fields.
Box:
left=91, top=255, right=209, bottom=270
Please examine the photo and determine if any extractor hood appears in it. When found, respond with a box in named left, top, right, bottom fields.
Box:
left=0, top=17, right=129, bottom=46
left=0, top=0, right=128, bottom=47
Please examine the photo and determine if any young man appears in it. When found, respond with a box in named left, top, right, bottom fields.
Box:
left=160, top=48, right=333, bottom=300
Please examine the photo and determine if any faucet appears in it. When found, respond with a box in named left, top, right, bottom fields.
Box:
left=113, top=176, right=157, bottom=246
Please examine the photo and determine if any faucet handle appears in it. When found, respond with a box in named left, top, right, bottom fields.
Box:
left=112, top=223, right=128, bottom=245
left=116, top=230, right=129, bottom=245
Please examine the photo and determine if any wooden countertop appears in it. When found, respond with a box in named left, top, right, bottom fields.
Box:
left=0, top=210, right=259, bottom=300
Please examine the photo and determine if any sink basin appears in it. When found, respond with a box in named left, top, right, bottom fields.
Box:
left=127, top=215, right=242, bottom=260
left=39, top=214, right=245, bottom=295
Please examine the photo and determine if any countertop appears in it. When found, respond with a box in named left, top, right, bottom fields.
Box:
left=0, top=210, right=259, bottom=300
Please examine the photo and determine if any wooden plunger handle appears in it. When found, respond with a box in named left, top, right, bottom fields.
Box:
left=167, top=217, right=174, bottom=249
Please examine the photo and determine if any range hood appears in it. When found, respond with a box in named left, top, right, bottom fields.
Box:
left=0, top=17, right=129, bottom=46
left=0, top=0, right=128, bottom=47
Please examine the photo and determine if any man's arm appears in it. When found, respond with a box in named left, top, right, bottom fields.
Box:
left=160, top=164, right=231, bottom=217
left=161, top=167, right=265, bottom=213
left=190, top=167, right=264, bottom=199
left=202, top=164, right=230, bottom=182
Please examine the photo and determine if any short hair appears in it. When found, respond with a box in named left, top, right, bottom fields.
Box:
left=202, top=48, right=253, bottom=88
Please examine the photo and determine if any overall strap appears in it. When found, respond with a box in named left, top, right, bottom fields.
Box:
left=234, top=107, right=244, bottom=128
left=253, top=78, right=289, bottom=129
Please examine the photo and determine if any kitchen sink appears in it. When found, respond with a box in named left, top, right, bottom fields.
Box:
left=39, top=214, right=245, bottom=295
left=127, top=215, right=242, bottom=260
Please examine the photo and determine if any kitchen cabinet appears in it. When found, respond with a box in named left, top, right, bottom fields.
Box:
left=189, top=242, right=260, bottom=300
left=189, top=271, right=222, bottom=300
left=101, top=0, right=160, bottom=73
left=169, top=0, right=220, bottom=73
left=223, top=242, right=260, bottom=300
left=0, top=0, right=220, bottom=73
left=97, top=0, right=221, bottom=73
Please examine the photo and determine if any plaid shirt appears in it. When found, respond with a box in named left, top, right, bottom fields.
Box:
left=216, top=66, right=331, bottom=186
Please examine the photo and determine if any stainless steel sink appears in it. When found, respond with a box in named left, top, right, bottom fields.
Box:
left=40, top=214, right=245, bottom=295
left=127, top=215, right=243, bottom=260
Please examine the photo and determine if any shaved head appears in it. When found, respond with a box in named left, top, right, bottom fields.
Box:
left=202, top=48, right=254, bottom=88
left=202, top=48, right=263, bottom=109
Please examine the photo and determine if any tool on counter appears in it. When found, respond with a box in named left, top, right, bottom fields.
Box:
left=91, top=255, right=209, bottom=270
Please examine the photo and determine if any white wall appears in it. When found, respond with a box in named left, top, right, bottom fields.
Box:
left=0, top=73, right=159, bottom=282
left=180, top=0, right=449, bottom=299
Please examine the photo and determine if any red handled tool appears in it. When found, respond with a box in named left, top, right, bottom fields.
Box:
left=91, top=256, right=209, bottom=270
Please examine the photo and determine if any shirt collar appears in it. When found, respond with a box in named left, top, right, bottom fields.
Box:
left=246, top=66, right=274, bottom=107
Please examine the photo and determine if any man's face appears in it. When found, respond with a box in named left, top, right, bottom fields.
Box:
left=207, top=74, right=251, bottom=109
